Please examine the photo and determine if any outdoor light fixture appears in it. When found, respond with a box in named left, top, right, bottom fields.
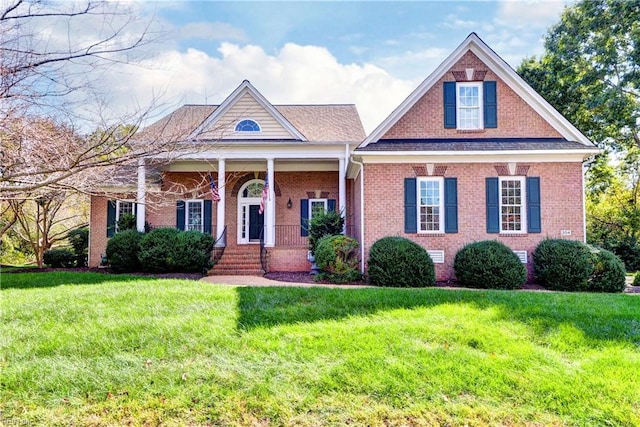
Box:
left=287, top=198, right=292, bottom=209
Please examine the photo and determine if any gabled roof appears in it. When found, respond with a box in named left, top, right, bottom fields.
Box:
left=137, top=84, right=365, bottom=144
left=188, top=80, right=307, bottom=141
left=359, top=33, right=595, bottom=148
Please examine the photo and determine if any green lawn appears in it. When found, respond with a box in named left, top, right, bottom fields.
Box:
left=1, top=272, right=639, bottom=426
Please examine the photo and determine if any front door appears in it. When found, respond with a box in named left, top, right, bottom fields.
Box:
left=248, top=205, right=264, bottom=241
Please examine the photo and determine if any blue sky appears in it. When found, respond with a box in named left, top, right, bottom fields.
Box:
left=91, top=1, right=570, bottom=132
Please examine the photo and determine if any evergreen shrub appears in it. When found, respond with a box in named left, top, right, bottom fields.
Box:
left=367, top=236, right=434, bottom=287
left=106, top=230, right=143, bottom=273
left=533, top=239, right=594, bottom=291
left=314, top=234, right=360, bottom=283
left=453, top=240, right=526, bottom=289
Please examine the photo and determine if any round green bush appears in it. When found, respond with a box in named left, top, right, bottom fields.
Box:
left=106, top=230, right=143, bottom=273
left=633, top=272, right=640, bottom=286
left=314, top=234, right=361, bottom=283
left=308, top=210, right=344, bottom=255
left=139, top=228, right=181, bottom=273
left=588, top=247, right=626, bottom=293
left=367, top=236, right=435, bottom=287
left=453, top=240, right=526, bottom=289
left=533, top=239, right=594, bottom=291
left=172, top=231, right=215, bottom=273
left=43, top=248, right=76, bottom=268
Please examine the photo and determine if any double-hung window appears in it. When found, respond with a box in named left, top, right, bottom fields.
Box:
left=186, top=200, right=204, bottom=232
left=457, top=82, right=483, bottom=130
left=309, top=199, right=328, bottom=221
left=499, top=177, right=526, bottom=233
left=115, top=201, right=134, bottom=232
left=418, top=177, right=444, bottom=233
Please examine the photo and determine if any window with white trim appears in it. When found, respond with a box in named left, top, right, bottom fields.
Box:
left=309, top=199, right=328, bottom=221
left=500, top=177, right=526, bottom=233
left=418, top=177, right=444, bottom=233
left=234, top=119, right=261, bottom=132
left=186, top=200, right=204, bottom=232
left=457, top=82, right=483, bottom=130
left=115, top=201, right=134, bottom=232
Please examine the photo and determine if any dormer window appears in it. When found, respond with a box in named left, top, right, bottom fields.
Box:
left=235, top=119, right=261, bottom=132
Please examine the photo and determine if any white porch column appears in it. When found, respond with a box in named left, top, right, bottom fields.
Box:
left=136, top=158, right=146, bottom=232
left=216, top=158, right=226, bottom=246
left=339, top=157, right=346, bottom=234
left=266, top=158, right=275, bottom=247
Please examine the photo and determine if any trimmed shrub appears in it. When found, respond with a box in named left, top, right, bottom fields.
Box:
left=453, top=240, right=526, bottom=289
left=43, top=248, right=76, bottom=268
left=139, top=228, right=181, bottom=273
left=67, top=227, right=88, bottom=267
left=633, top=272, right=640, bottom=286
left=308, top=210, right=344, bottom=255
left=588, top=247, right=626, bottom=293
left=367, top=236, right=435, bottom=287
left=106, top=230, right=143, bottom=273
left=139, top=228, right=214, bottom=273
left=172, top=231, right=215, bottom=273
left=533, top=239, right=593, bottom=291
left=116, top=213, right=137, bottom=232
left=315, top=235, right=361, bottom=283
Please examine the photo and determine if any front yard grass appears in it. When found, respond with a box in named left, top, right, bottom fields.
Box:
left=1, top=272, right=639, bottom=426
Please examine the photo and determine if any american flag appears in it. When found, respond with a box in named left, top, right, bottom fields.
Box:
left=259, top=176, right=269, bottom=214
left=208, top=173, right=221, bottom=202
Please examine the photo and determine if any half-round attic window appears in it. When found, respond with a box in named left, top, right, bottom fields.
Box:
left=235, top=119, right=261, bottom=132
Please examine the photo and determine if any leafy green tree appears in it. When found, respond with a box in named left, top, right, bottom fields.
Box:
left=518, top=0, right=640, bottom=255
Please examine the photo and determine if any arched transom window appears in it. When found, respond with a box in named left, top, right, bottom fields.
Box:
left=235, top=119, right=261, bottom=132
left=242, top=181, right=264, bottom=198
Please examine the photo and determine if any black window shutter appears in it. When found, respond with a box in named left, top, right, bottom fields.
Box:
left=527, top=177, right=541, bottom=233
left=404, top=178, right=417, bottom=233
left=300, top=199, right=309, bottom=236
left=444, top=82, right=457, bottom=129
left=176, top=200, right=185, bottom=231
left=328, top=199, right=336, bottom=212
left=203, top=200, right=213, bottom=234
left=484, top=81, right=497, bottom=128
left=107, top=200, right=116, bottom=237
left=486, top=178, right=500, bottom=233
left=444, top=178, right=458, bottom=233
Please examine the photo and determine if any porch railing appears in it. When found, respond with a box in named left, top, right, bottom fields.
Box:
left=212, top=226, right=227, bottom=265
left=259, top=227, right=267, bottom=273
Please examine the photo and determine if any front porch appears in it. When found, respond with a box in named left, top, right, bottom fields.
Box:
left=136, top=157, right=353, bottom=275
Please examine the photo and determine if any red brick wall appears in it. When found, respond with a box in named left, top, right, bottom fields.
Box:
left=361, top=162, right=585, bottom=281
left=89, top=170, right=350, bottom=272
left=382, top=51, right=562, bottom=139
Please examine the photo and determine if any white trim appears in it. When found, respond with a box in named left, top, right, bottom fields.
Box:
left=234, top=118, right=262, bottom=133
left=456, top=81, right=483, bottom=130
left=417, top=177, right=445, bottom=233
left=356, top=149, right=598, bottom=164
left=499, top=176, right=527, bottom=234
left=187, top=80, right=307, bottom=141
left=309, top=198, right=329, bottom=221
left=360, top=33, right=596, bottom=148
left=185, top=199, right=205, bottom=233
left=237, top=179, right=265, bottom=245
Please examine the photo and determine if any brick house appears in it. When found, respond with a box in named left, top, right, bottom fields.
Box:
left=89, top=33, right=598, bottom=280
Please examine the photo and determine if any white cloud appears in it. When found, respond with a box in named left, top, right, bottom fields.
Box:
left=496, top=0, right=568, bottom=28
left=107, top=43, right=416, bottom=134
left=178, top=22, right=247, bottom=41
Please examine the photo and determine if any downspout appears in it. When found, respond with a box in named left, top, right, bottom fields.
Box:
left=350, top=154, right=366, bottom=273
